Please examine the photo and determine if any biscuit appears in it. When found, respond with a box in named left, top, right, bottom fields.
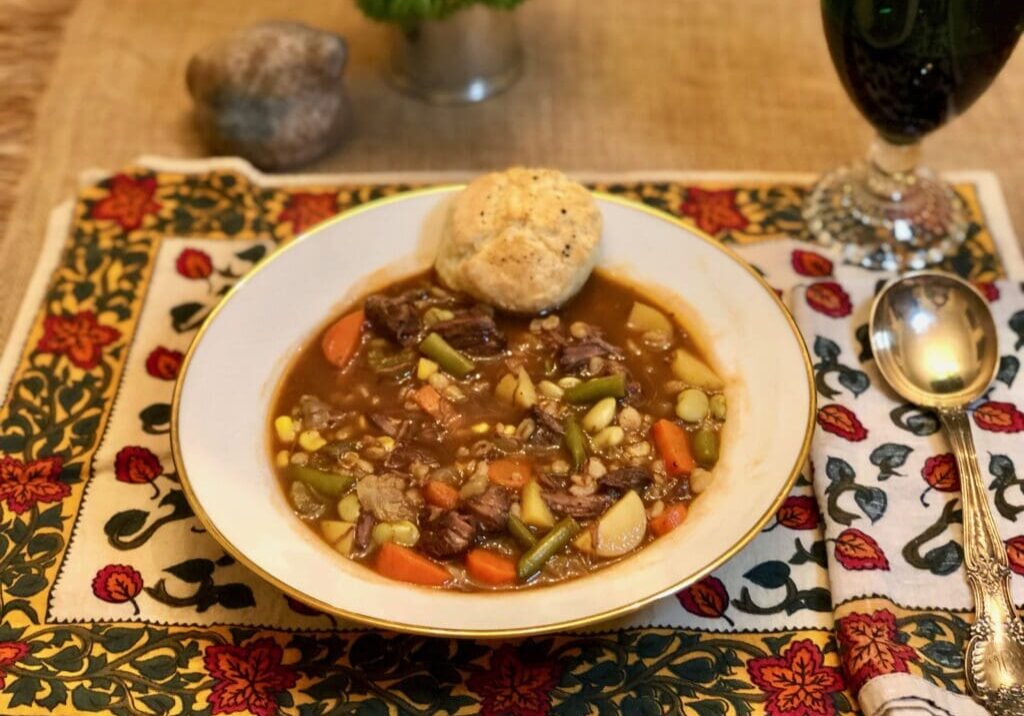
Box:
left=436, top=168, right=602, bottom=313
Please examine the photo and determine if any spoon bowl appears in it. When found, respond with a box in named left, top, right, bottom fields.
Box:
left=869, top=270, right=998, bottom=410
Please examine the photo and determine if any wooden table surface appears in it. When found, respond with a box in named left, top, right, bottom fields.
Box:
left=1, top=0, right=1022, bottom=346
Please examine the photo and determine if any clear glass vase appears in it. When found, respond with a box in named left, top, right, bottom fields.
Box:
left=389, top=5, right=523, bottom=105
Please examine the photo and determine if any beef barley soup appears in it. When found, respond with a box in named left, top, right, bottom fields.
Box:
left=269, top=270, right=725, bottom=590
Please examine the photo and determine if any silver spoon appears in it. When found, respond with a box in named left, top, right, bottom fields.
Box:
left=870, top=270, right=1024, bottom=714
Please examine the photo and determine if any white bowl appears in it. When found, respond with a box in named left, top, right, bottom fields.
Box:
left=172, top=187, right=813, bottom=637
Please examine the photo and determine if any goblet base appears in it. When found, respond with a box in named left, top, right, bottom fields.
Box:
left=803, top=162, right=969, bottom=271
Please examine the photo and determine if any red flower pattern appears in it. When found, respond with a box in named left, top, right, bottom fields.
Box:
left=466, top=644, right=561, bottom=716
left=973, top=281, right=999, bottom=302
left=777, top=496, right=820, bottom=530
left=922, top=454, right=960, bottom=492
left=678, top=188, right=749, bottom=235
left=677, top=576, right=732, bottom=625
left=279, top=192, right=339, bottom=235
left=36, top=310, right=120, bottom=370
left=92, top=564, right=143, bottom=614
left=805, top=282, right=852, bottom=318
left=973, top=401, right=1024, bottom=433
left=0, top=456, right=69, bottom=514
left=145, top=346, right=183, bottom=380
left=791, top=250, right=834, bottom=277
left=204, top=639, right=298, bottom=716
left=176, top=248, right=214, bottom=280
left=114, top=446, right=162, bottom=486
left=0, top=641, right=29, bottom=689
left=1006, top=536, right=1024, bottom=576
left=817, top=404, right=868, bottom=442
left=89, top=174, right=161, bottom=230
left=833, top=528, right=889, bottom=570
left=920, top=454, right=959, bottom=506
left=748, top=639, right=844, bottom=716
left=836, top=610, right=917, bottom=694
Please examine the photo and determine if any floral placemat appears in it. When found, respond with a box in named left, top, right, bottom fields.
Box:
left=0, top=158, right=1020, bottom=716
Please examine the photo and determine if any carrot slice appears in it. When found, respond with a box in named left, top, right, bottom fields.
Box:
left=652, top=419, right=695, bottom=476
left=465, top=548, right=518, bottom=585
left=374, top=542, right=450, bottom=587
left=488, top=458, right=532, bottom=489
left=321, top=310, right=364, bottom=368
left=424, top=480, right=459, bottom=510
left=412, top=384, right=461, bottom=428
left=412, top=385, right=443, bottom=419
left=650, top=503, right=689, bottom=537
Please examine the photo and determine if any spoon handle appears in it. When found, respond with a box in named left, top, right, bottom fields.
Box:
left=939, top=408, right=1022, bottom=696
left=941, top=409, right=1012, bottom=577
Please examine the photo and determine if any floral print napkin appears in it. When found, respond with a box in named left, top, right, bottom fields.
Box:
left=789, top=276, right=1024, bottom=716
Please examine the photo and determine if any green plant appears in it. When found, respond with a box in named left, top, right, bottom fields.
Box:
left=356, top=0, right=525, bottom=24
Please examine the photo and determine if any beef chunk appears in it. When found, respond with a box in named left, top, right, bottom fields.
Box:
left=356, top=473, right=418, bottom=522
left=432, top=310, right=507, bottom=356
left=369, top=412, right=404, bottom=437
left=299, top=395, right=344, bottom=431
left=537, top=472, right=569, bottom=491
left=354, top=512, right=375, bottom=552
left=413, top=424, right=443, bottom=446
left=625, top=378, right=643, bottom=404
left=463, top=484, right=511, bottom=532
left=527, top=403, right=565, bottom=447
left=559, top=336, right=624, bottom=372
left=599, top=467, right=652, bottom=495
left=532, top=404, right=565, bottom=436
left=384, top=444, right=437, bottom=471
left=364, top=293, right=422, bottom=346
left=542, top=491, right=613, bottom=519
left=420, top=510, right=477, bottom=558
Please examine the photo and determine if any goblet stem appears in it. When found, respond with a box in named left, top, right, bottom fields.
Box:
left=865, top=136, right=922, bottom=201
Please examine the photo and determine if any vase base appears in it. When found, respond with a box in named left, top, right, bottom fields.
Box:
left=388, top=61, right=522, bottom=105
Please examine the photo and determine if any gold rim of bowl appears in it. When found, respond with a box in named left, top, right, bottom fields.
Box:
left=170, top=185, right=817, bottom=638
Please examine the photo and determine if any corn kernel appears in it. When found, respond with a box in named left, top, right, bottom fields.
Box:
left=417, top=357, right=439, bottom=380
left=378, top=436, right=395, bottom=451
left=503, top=425, right=516, bottom=436
left=298, top=430, right=326, bottom=452
left=275, top=450, right=290, bottom=468
left=274, top=416, right=296, bottom=443
left=471, top=422, right=490, bottom=434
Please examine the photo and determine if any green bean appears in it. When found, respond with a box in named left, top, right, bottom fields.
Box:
left=288, top=465, right=355, bottom=498
left=419, top=332, right=475, bottom=378
left=508, top=515, right=538, bottom=550
left=563, top=374, right=626, bottom=404
left=517, top=517, right=580, bottom=580
left=564, top=415, right=587, bottom=471
left=692, top=428, right=719, bottom=468
left=367, top=346, right=415, bottom=374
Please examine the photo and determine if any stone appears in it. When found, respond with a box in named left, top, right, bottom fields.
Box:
left=186, top=21, right=350, bottom=171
